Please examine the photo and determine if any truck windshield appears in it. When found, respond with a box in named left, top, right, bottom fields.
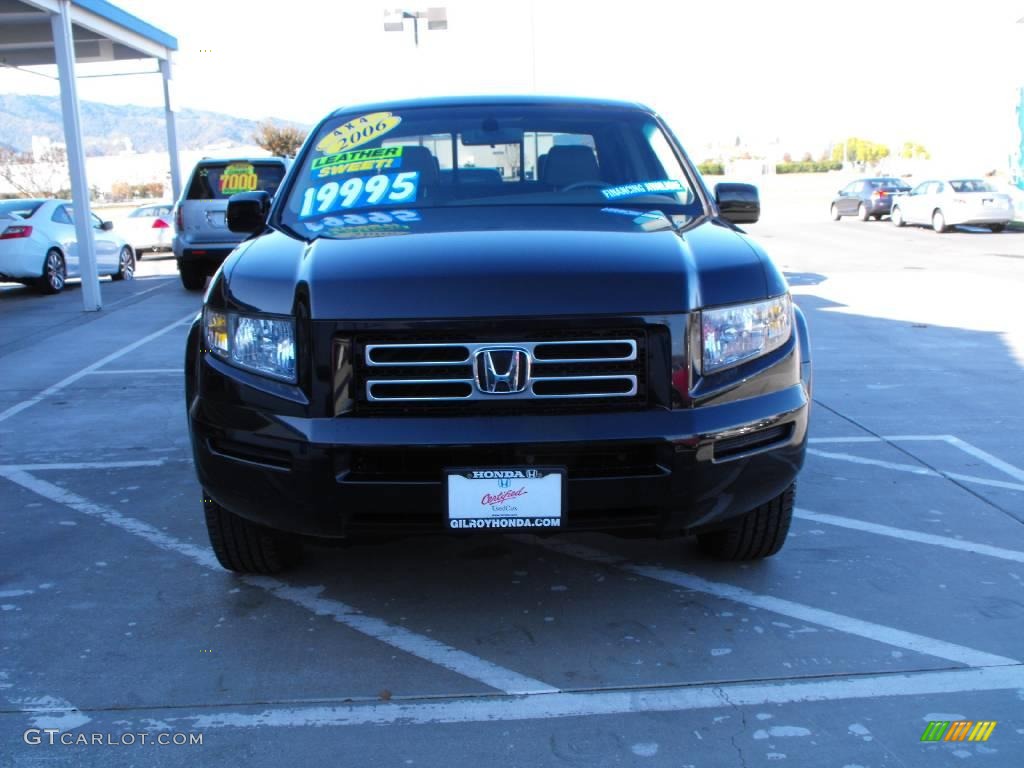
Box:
left=281, top=104, right=701, bottom=234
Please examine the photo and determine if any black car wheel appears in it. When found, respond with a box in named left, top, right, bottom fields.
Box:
left=37, top=249, right=67, bottom=294
left=180, top=262, right=207, bottom=291
left=857, top=203, right=870, bottom=221
left=111, top=246, right=135, bottom=281
left=696, top=484, right=795, bottom=561
left=830, top=203, right=840, bottom=221
left=988, top=223, right=1005, bottom=233
left=204, top=496, right=302, bottom=574
left=892, top=206, right=905, bottom=227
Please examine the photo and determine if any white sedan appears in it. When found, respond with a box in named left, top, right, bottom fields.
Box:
left=0, top=199, right=135, bottom=293
left=890, top=179, right=1015, bottom=233
left=114, top=203, right=173, bottom=254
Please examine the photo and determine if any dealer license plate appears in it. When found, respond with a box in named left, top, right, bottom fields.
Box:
left=446, top=468, right=564, bottom=531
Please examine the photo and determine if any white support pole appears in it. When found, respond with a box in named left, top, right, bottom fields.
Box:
left=160, top=57, right=181, bottom=202
left=50, top=0, right=101, bottom=311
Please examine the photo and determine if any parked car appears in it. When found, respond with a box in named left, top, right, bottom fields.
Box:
left=890, top=179, right=1015, bottom=233
left=173, top=157, right=290, bottom=291
left=830, top=177, right=910, bottom=221
left=185, top=96, right=812, bottom=574
left=0, top=199, right=135, bottom=294
left=116, top=203, right=172, bottom=255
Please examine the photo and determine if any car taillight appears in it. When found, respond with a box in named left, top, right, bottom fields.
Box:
left=0, top=225, right=32, bottom=239
left=153, top=218, right=169, bottom=229
left=872, top=190, right=887, bottom=198
left=174, top=206, right=183, bottom=233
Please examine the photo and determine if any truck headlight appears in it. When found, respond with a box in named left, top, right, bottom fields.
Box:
left=701, top=294, right=792, bottom=374
left=203, top=308, right=296, bottom=382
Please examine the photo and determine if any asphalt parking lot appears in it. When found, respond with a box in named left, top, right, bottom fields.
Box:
left=1, top=199, right=1022, bottom=767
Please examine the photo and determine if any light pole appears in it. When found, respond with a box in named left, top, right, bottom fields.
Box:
left=384, top=8, right=447, bottom=48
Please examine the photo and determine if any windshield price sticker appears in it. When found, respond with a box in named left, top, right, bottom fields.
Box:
left=601, top=179, right=686, bottom=200
left=298, top=172, right=419, bottom=219
left=219, top=163, right=258, bottom=194
left=316, top=111, right=402, bottom=155
left=311, top=146, right=404, bottom=179
left=302, top=210, right=421, bottom=236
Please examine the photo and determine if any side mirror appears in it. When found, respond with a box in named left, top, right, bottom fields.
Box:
left=227, top=190, right=271, bottom=233
left=715, top=182, right=760, bottom=224
left=837, top=189, right=845, bottom=196
left=100, top=220, right=114, bottom=231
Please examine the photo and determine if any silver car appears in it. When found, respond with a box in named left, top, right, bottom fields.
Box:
left=890, top=178, right=1014, bottom=233
left=173, top=157, right=289, bottom=290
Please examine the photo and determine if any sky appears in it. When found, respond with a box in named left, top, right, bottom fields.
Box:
left=1, top=0, right=1022, bottom=169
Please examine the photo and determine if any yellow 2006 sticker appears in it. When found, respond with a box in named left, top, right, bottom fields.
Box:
left=220, top=163, right=258, bottom=194
left=316, top=112, right=402, bottom=155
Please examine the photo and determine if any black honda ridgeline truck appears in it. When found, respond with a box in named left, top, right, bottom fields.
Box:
left=185, top=96, right=812, bottom=573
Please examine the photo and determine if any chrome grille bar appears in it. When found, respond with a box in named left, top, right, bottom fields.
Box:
left=363, top=338, right=642, bottom=402
left=365, top=339, right=637, bottom=366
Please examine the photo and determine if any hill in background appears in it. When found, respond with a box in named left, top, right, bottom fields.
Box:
left=0, top=93, right=310, bottom=155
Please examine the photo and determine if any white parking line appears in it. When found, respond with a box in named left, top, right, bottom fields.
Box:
left=795, top=508, right=1024, bottom=564
left=0, top=469, right=557, bottom=696
left=164, top=665, right=1024, bottom=729
left=522, top=538, right=1019, bottom=668
left=87, top=369, right=181, bottom=375
left=808, top=448, right=935, bottom=475
left=943, top=435, right=1024, bottom=484
left=808, top=442, right=1024, bottom=493
left=0, top=311, right=195, bottom=425
left=0, top=460, right=167, bottom=471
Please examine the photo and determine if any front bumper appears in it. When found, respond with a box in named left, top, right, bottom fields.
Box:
left=188, top=355, right=810, bottom=539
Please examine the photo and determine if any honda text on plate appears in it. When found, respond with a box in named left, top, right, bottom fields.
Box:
left=184, top=96, right=813, bottom=574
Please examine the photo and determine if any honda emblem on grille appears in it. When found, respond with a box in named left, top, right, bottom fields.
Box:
left=474, top=348, right=529, bottom=394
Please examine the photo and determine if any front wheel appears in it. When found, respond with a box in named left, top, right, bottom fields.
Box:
left=932, top=209, right=948, bottom=233
left=204, top=496, right=302, bottom=574
left=179, top=261, right=207, bottom=291
left=111, top=246, right=135, bottom=281
left=891, top=206, right=905, bottom=227
left=696, top=484, right=795, bottom=561
left=830, top=203, right=840, bottom=221
left=37, top=249, right=67, bottom=294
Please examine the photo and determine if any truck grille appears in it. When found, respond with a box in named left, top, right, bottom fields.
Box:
left=353, top=329, right=648, bottom=412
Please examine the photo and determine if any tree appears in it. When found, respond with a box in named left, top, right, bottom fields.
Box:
left=0, top=145, right=70, bottom=197
left=900, top=141, right=931, bottom=160
left=832, top=137, right=891, bottom=166
left=253, top=122, right=307, bottom=158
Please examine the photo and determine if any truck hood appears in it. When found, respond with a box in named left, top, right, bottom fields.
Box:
left=221, top=206, right=782, bottom=319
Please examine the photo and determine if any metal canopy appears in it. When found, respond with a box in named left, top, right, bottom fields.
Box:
left=0, top=0, right=179, bottom=311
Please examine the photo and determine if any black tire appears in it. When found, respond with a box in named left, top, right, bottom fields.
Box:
left=36, top=249, right=66, bottom=294
left=696, top=484, right=795, bottom=561
left=891, top=206, right=905, bottom=227
left=204, top=496, right=302, bottom=574
left=830, top=203, right=840, bottom=221
left=857, top=203, right=869, bottom=221
left=111, top=246, right=135, bottom=281
left=932, top=209, right=948, bottom=233
left=180, top=261, right=207, bottom=291
left=988, top=223, right=1005, bottom=233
